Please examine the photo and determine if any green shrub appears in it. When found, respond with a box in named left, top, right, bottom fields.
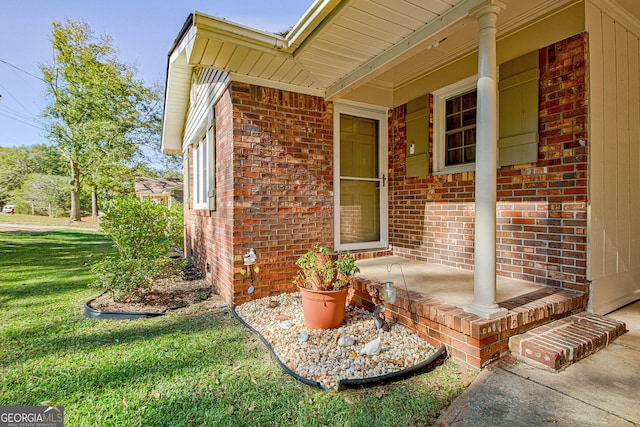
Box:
left=167, top=202, right=184, bottom=250
left=91, top=195, right=184, bottom=302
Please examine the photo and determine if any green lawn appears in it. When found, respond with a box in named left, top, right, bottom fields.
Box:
left=0, top=229, right=475, bottom=426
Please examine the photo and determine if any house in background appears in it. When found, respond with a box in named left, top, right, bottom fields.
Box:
left=134, top=177, right=183, bottom=207
left=162, top=0, right=639, bottom=368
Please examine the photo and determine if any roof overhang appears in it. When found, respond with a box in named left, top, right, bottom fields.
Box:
left=162, top=0, right=588, bottom=154
left=162, top=1, right=342, bottom=154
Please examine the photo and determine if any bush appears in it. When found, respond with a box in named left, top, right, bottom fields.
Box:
left=91, top=195, right=184, bottom=302
left=167, top=202, right=184, bottom=250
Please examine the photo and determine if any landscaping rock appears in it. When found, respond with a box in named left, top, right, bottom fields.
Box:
left=235, top=293, right=437, bottom=391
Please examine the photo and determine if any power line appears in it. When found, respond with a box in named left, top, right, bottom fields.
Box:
left=0, top=112, right=45, bottom=131
left=0, top=105, right=37, bottom=122
left=0, top=79, right=42, bottom=119
left=0, top=106, right=46, bottom=131
left=0, top=58, right=45, bottom=82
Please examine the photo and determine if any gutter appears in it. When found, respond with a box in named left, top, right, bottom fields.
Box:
left=163, top=13, right=194, bottom=102
left=286, top=0, right=344, bottom=51
left=168, top=13, right=195, bottom=59
left=161, top=1, right=341, bottom=154
left=161, top=13, right=194, bottom=155
left=194, top=12, right=288, bottom=52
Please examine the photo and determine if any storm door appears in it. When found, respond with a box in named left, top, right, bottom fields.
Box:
left=334, top=103, right=388, bottom=250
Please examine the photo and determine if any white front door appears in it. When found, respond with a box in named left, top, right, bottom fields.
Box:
left=334, top=102, right=388, bottom=251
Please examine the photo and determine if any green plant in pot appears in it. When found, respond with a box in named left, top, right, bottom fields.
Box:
left=294, top=243, right=360, bottom=329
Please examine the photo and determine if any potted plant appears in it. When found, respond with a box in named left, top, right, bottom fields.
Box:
left=294, top=243, right=360, bottom=329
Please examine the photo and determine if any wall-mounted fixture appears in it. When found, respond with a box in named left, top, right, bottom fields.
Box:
left=242, top=248, right=258, bottom=295
left=244, top=248, right=257, bottom=266
left=427, top=37, right=447, bottom=50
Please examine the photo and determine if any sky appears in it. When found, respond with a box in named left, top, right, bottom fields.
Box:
left=0, top=0, right=314, bottom=149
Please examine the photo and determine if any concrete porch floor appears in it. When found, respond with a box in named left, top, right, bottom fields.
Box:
left=355, top=255, right=543, bottom=308
left=350, top=255, right=588, bottom=369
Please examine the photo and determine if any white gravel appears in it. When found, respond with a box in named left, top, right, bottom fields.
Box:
left=235, top=293, right=437, bottom=391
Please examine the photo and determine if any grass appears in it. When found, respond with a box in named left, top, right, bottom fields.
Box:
left=0, top=228, right=475, bottom=426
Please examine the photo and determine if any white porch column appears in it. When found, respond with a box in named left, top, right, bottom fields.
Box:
left=464, top=1, right=507, bottom=320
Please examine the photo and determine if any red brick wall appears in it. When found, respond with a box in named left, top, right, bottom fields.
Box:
left=185, top=34, right=588, bottom=306
left=390, top=33, right=588, bottom=293
left=184, top=90, right=235, bottom=304
left=184, top=83, right=334, bottom=306
left=230, top=83, right=334, bottom=304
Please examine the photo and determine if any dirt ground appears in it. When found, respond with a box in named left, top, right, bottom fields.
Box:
left=86, top=258, right=232, bottom=314
left=88, top=276, right=221, bottom=314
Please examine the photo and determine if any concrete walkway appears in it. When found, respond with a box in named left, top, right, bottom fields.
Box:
left=436, top=301, right=640, bottom=426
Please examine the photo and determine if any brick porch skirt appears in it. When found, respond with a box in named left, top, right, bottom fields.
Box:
left=350, top=277, right=588, bottom=369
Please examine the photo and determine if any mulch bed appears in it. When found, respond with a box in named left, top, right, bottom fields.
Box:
left=87, top=264, right=222, bottom=314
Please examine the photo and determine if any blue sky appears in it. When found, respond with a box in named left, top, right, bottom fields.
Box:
left=0, top=0, right=314, bottom=148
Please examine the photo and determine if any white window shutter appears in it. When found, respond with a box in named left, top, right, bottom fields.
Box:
left=206, top=120, right=216, bottom=211
left=498, top=51, right=539, bottom=166
left=183, top=151, right=190, bottom=209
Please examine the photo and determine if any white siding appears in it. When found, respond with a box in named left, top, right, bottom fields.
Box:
left=587, top=2, right=640, bottom=313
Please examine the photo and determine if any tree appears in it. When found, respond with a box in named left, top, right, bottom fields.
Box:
left=0, top=145, right=65, bottom=207
left=13, top=173, right=69, bottom=217
left=133, top=82, right=183, bottom=179
left=40, top=19, right=156, bottom=221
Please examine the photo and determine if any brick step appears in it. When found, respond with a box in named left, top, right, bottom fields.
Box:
left=509, top=312, right=627, bottom=370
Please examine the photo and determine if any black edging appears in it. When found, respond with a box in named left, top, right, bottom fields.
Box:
left=231, top=307, right=327, bottom=390
left=337, top=345, right=447, bottom=390
left=231, top=307, right=448, bottom=391
left=84, top=292, right=166, bottom=320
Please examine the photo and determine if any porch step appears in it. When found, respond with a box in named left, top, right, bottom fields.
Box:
left=509, top=312, right=626, bottom=370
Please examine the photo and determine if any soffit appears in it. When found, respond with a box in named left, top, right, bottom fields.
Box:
left=162, top=46, right=193, bottom=154
left=294, top=0, right=466, bottom=91
left=183, top=0, right=579, bottom=97
left=162, top=0, right=584, bottom=153
left=184, top=0, right=471, bottom=95
left=373, top=0, right=581, bottom=94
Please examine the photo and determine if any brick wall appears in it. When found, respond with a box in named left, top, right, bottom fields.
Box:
left=185, top=34, right=588, bottom=307
left=184, top=83, right=335, bottom=306
left=184, top=89, right=235, bottom=304
left=230, top=83, right=334, bottom=304
left=390, top=33, right=588, bottom=293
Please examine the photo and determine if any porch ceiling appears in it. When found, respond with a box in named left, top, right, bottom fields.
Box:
left=162, top=0, right=578, bottom=153
left=174, top=0, right=474, bottom=99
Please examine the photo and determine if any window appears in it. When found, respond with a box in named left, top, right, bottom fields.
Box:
left=432, top=75, right=477, bottom=174
left=431, top=51, right=539, bottom=173
left=445, top=89, right=477, bottom=166
left=192, top=123, right=215, bottom=210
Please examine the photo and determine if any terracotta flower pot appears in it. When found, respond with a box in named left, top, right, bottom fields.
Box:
left=298, top=285, right=349, bottom=329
